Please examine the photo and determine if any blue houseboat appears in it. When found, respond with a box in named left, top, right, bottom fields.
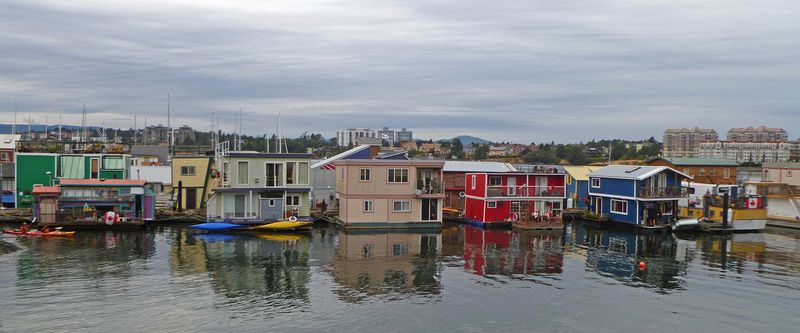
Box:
left=587, top=165, right=691, bottom=227
left=563, top=166, right=602, bottom=210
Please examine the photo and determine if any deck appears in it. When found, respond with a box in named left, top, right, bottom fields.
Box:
left=41, top=220, right=146, bottom=230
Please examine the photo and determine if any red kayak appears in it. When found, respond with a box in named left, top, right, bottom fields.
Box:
left=3, top=229, right=76, bottom=237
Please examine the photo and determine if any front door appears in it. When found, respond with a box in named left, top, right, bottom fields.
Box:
left=594, top=197, right=602, bottom=214
left=421, top=199, right=438, bottom=221
left=40, top=199, right=57, bottom=224
left=260, top=198, right=284, bottom=221
left=185, top=188, right=197, bottom=210
left=507, top=177, right=516, bottom=196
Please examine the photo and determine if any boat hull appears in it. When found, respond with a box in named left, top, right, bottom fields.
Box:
left=189, top=222, right=245, bottom=231
left=3, top=229, right=76, bottom=237
left=250, top=221, right=313, bottom=231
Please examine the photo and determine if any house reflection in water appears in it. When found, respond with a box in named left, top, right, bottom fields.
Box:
left=463, top=226, right=564, bottom=277
left=332, top=231, right=442, bottom=302
left=692, top=233, right=768, bottom=273
left=568, top=224, right=689, bottom=291
left=172, top=231, right=312, bottom=303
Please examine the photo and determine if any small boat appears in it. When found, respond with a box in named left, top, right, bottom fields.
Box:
left=3, top=229, right=76, bottom=237
left=255, top=233, right=308, bottom=241
left=671, top=218, right=699, bottom=231
left=250, top=220, right=313, bottom=231
left=189, top=222, right=245, bottom=231
left=191, top=233, right=242, bottom=242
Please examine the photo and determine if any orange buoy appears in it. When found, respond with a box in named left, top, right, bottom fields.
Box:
left=639, top=261, right=646, bottom=270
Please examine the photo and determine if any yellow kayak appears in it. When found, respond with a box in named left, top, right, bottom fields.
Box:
left=255, top=233, right=308, bottom=241
left=250, top=220, right=313, bottom=231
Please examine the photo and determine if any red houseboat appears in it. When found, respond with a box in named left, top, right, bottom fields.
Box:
left=464, top=165, right=567, bottom=227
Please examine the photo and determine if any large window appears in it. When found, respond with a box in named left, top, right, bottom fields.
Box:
left=286, top=195, right=301, bottom=206
left=286, top=162, right=310, bottom=185
left=265, top=163, right=284, bottom=186
left=471, top=175, right=476, bottom=190
left=388, top=169, right=409, bottom=183
left=103, top=157, right=124, bottom=170
left=489, top=176, right=502, bottom=186
left=610, top=199, right=628, bottom=214
left=392, top=200, right=411, bottom=212
left=591, top=178, right=600, bottom=188
left=180, top=166, right=196, bottom=176
left=237, top=161, right=249, bottom=185
left=363, top=200, right=374, bottom=212
left=360, top=168, right=371, bottom=181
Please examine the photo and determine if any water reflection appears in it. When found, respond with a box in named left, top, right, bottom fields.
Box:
left=332, top=231, right=442, bottom=303
left=462, top=226, right=564, bottom=278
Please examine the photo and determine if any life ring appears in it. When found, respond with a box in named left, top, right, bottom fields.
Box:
left=458, top=191, right=466, bottom=198
left=288, top=216, right=298, bottom=222
left=511, top=212, right=519, bottom=221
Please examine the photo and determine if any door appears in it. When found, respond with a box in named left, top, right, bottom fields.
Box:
left=90, top=158, right=100, bottom=179
left=40, top=199, right=57, bottom=224
left=234, top=194, right=245, bottom=218
left=260, top=198, right=284, bottom=221
left=185, top=188, right=197, bottom=210
left=594, top=197, right=602, bottom=214
left=507, top=177, right=516, bottom=196
left=421, top=199, right=438, bottom=221
left=536, top=176, right=548, bottom=196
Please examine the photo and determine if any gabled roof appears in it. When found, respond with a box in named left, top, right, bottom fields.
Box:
left=443, top=161, right=517, bottom=173
left=650, top=157, right=739, bottom=166
left=311, top=145, right=371, bottom=169
left=563, top=166, right=604, bottom=181
left=588, top=165, right=693, bottom=180
left=60, top=179, right=146, bottom=186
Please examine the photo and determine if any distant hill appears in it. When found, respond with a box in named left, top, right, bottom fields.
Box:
left=0, top=124, right=98, bottom=134
left=451, top=135, right=491, bottom=146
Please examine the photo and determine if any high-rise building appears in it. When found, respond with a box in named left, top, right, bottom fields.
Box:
left=336, top=128, right=376, bottom=147
left=727, top=126, right=788, bottom=142
left=662, top=127, right=718, bottom=158
left=697, top=141, right=795, bottom=163
left=177, top=125, right=195, bottom=144
left=395, top=128, right=413, bottom=142
left=377, top=127, right=395, bottom=142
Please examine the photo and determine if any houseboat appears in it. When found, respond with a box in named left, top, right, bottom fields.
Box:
left=31, top=178, right=155, bottom=230
left=563, top=166, right=603, bottom=211
left=463, top=165, right=566, bottom=228
left=441, top=161, right=516, bottom=220
left=680, top=190, right=767, bottom=232
left=587, top=165, right=692, bottom=230
left=206, top=147, right=313, bottom=225
left=334, top=159, right=445, bottom=229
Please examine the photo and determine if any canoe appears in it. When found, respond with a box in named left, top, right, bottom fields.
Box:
left=189, top=222, right=245, bottom=231
left=255, top=233, right=308, bottom=242
left=3, top=229, right=76, bottom=237
left=250, top=221, right=313, bottom=231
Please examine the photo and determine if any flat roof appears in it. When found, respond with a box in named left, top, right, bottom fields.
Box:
left=60, top=179, right=146, bottom=186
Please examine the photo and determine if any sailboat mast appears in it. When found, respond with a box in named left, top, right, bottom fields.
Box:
left=11, top=102, right=16, bottom=135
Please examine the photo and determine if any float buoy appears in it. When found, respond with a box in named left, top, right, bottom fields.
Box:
left=288, top=216, right=298, bottom=222
left=639, top=261, right=646, bottom=270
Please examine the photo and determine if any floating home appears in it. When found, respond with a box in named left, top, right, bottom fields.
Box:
left=587, top=165, right=691, bottom=227
left=442, top=161, right=516, bottom=214
left=206, top=150, right=313, bottom=224
left=463, top=165, right=567, bottom=226
left=563, top=166, right=603, bottom=210
left=335, top=159, right=445, bottom=229
left=171, top=156, right=214, bottom=210
left=32, top=179, right=155, bottom=229
left=15, top=153, right=131, bottom=208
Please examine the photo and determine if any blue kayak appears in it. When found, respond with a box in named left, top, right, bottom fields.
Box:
left=192, top=233, right=242, bottom=242
left=189, top=222, right=244, bottom=231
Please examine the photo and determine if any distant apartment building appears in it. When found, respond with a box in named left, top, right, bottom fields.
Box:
left=395, top=128, right=413, bottom=142
left=727, top=126, right=787, bottom=142
left=336, top=128, right=377, bottom=147
left=145, top=125, right=170, bottom=144
left=177, top=125, right=195, bottom=144
left=697, top=141, right=795, bottom=163
left=377, top=127, right=395, bottom=142
left=662, top=127, right=718, bottom=158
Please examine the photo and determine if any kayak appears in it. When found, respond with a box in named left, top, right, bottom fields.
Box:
left=255, top=233, right=308, bottom=242
left=189, top=222, right=245, bottom=231
left=250, top=221, right=313, bottom=231
left=3, top=229, right=76, bottom=237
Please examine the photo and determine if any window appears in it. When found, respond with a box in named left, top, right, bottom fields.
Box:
left=286, top=195, right=301, bottom=206
left=489, top=176, right=502, bottom=186
left=90, top=158, right=100, bottom=179
left=103, top=157, right=123, bottom=170
left=363, top=200, right=374, bottom=212
left=286, top=162, right=309, bottom=185
left=471, top=175, right=476, bottom=190
left=699, top=168, right=705, bottom=176
left=487, top=201, right=497, bottom=208
left=610, top=199, right=628, bottom=214
left=392, top=243, right=409, bottom=256
left=789, top=170, right=793, bottom=177
left=362, top=244, right=374, bottom=258
left=360, top=168, right=371, bottom=181
left=591, top=178, right=600, bottom=188
left=709, top=169, right=716, bottom=176
left=388, top=168, right=409, bottom=183
left=510, top=201, right=520, bottom=214
left=180, top=166, right=196, bottom=176
left=392, top=200, right=411, bottom=212
left=265, top=163, right=284, bottom=186
left=298, top=162, right=309, bottom=184
left=724, top=168, right=731, bottom=179
left=0, top=152, right=9, bottom=162
left=237, top=161, right=249, bottom=185
left=286, top=162, right=295, bottom=184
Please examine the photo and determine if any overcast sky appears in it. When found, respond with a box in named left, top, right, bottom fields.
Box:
left=1, top=0, right=798, bottom=143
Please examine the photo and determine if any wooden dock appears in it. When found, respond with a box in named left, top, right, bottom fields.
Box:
left=635, top=224, right=671, bottom=232
left=41, top=220, right=146, bottom=231
left=512, top=221, right=564, bottom=231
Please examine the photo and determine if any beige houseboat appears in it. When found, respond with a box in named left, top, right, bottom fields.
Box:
left=335, top=159, right=445, bottom=229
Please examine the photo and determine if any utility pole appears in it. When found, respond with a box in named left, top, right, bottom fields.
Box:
left=58, top=113, right=62, bottom=141
left=143, top=117, right=148, bottom=145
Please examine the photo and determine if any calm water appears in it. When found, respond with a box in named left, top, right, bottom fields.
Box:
left=1, top=222, right=799, bottom=333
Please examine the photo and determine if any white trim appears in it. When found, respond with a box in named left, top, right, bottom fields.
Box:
left=363, top=199, right=374, bottom=213
left=471, top=175, right=476, bottom=190
left=90, top=157, right=100, bottom=179
left=359, top=168, right=372, bottom=182
left=387, top=168, right=409, bottom=184
left=392, top=200, right=411, bottom=212
left=236, top=160, right=250, bottom=185
left=487, top=201, right=497, bottom=208
left=591, top=178, right=600, bottom=188
left=610, top=199, right=628, bottom=214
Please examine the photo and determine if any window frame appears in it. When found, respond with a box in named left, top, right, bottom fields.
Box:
left=610, top=199, right=628, bottom=214
left=359, top=168, right=372, bottom=182
left=471, top=175, right=476, bottom=190
left=363, top=200, right=374, bottom=213
left=180, top=165, right=196, bottom=176
left=392, top=200, right=411, bottom=212
left=591, top=178, right=600, bottom=188
left=286, top=195, right=301, bottom=206
left=387, top=168, right=409, bottom=183
left=487, top=201, right=497, bottom=208
left=236, top=161, right=249, bottom=185
left=489, top=176, right=502, bottom=186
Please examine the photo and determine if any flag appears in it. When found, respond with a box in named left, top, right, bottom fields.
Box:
left=320, top=164, right=336, bottom=170
left=747, top=197, right=761, bottom=209
left=381, top=133, right=390, bottom=140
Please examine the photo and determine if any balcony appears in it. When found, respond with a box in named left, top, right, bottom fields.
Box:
left=486, top=185, right=565, bottom=198
left=416, top=179, right=443, bottom=196
left=637, top=187, right=688, bottom=198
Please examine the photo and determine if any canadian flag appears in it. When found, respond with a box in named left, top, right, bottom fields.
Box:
left=747, top=197, right=762, bottom=209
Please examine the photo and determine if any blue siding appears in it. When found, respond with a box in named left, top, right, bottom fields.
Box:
left=567, top=179, right=590, bottom=208
left=343, top=149, right=372, bottom=160
left=590, top=177, right=635, bottom=198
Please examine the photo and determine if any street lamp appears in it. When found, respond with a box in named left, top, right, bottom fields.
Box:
left=45, top=171, right=53, bottom=186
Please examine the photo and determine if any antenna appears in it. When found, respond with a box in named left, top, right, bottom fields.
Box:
left=27, top=114, right=32, bottom=140
left=81, top=104, right=87, bottom=143
left=44, top=114, right=48, bottom=139
left=58, top=113, right=62, bottom=141
left=134, top=115, right=138, bottom=145
left=143, top=117, right=148, bottom=145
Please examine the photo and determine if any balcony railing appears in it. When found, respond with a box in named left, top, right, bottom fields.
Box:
left=416, top=179, right=443, bottom=195
left=637, top=187, right=688, bottom=198
left=486, top=185, right=565, bottom=198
